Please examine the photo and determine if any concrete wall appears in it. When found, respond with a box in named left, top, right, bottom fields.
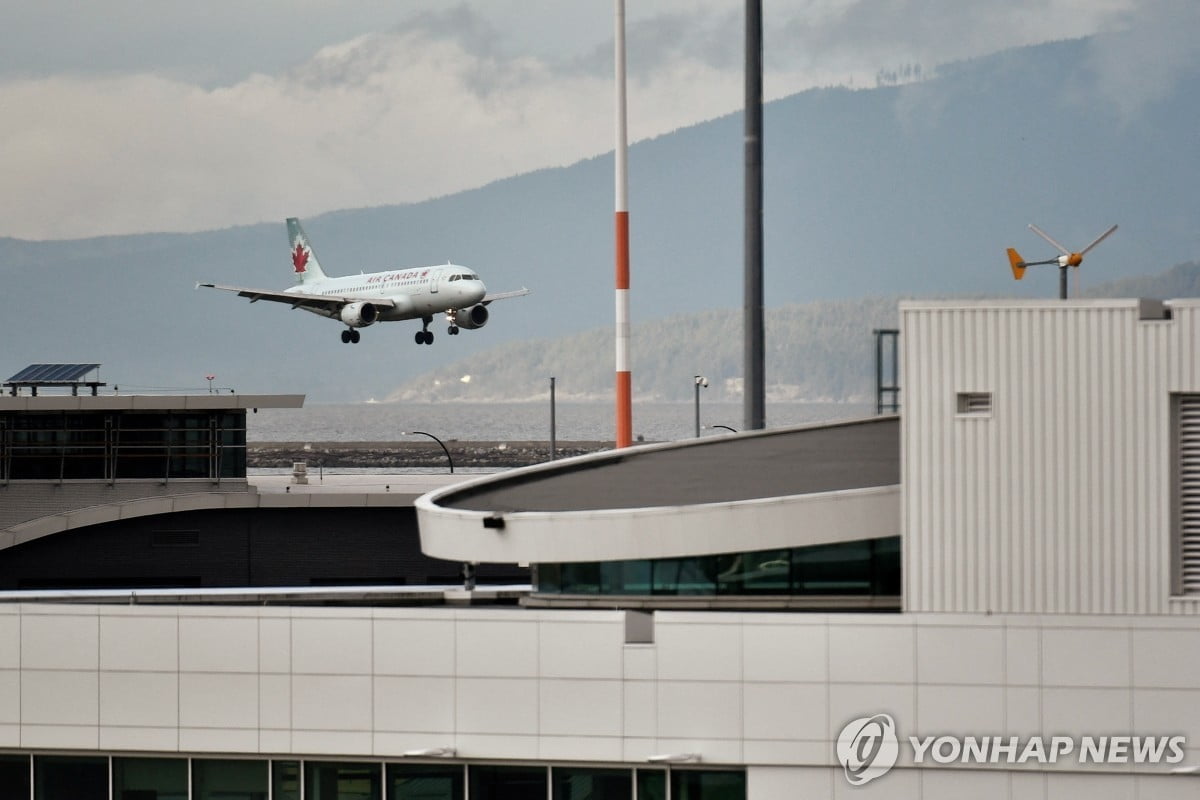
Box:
left=1, top=604, right=1197, bottom=798
left=0, top=480, right=250, bottom=535
left=901, top=299, right=1200, bottom=615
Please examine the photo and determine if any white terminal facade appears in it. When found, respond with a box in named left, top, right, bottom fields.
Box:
left=0, top=298, right=1197, bottom=800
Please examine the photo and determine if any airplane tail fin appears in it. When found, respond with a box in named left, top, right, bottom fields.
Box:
left=287, top=218, right=329, bottom=284
left=1006, top=248, right=1026, bottom=281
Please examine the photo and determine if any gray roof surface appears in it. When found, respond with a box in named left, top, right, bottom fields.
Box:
left=437, top=416, right=899, bottom=513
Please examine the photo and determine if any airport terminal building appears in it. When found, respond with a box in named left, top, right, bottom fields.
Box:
left=0, top=298, right=1198, bottom=799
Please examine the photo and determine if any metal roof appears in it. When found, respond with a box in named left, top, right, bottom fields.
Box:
left=436, top=416, right=900, bottom=513
left=5, top=363, right=100, bottom=384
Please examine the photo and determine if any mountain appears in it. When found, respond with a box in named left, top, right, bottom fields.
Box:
left=384, top=261, right=1200, bottom=405
left=2, top=35, right=1197, bottom=401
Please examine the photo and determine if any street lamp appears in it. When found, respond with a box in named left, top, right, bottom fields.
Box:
left=549, top=376, right=557, bottom=461
left=401, top=430, right=454, bottom=473
left=708, top=424, right=738, bottom=434
left=693, top=375, right=708, bottom=437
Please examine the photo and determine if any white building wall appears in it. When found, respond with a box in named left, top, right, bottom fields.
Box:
left=2, top=603, right=1199, bottom=799
left=901, top=299, right=1200, bottom=615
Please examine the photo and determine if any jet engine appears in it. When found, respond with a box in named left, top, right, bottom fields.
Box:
left=454, top=304, right=489, bottom=330
left=340, top=302, right=378, bottom=327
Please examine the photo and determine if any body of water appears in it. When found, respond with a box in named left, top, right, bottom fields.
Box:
left=248, top=401, right=875, bottom=443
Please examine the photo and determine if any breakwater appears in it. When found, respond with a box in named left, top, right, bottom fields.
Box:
left=247, top=441, right=613, bottom=470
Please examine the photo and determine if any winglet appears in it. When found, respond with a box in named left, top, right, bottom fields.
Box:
left=1006, top=248, right=1026, bottom=281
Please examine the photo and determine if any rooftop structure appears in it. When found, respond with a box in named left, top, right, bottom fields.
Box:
left=4, top=363, right=104, bottom=396
left=0, top=390, right=524, bottom=591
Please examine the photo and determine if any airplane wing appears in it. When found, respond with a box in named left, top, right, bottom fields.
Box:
left=196, top=282, right=395, bottom=313
left=481, top=287, right=531, bottom=305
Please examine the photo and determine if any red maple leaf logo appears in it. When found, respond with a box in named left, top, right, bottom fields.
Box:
left=292, top=243, right=309, bottom=274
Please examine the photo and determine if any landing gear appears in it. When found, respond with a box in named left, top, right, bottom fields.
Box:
left=341, top=329, right=360, bottom=344
left=448, top=325, right=460, bottom=336
left=414, top=316, right=434, bottom=345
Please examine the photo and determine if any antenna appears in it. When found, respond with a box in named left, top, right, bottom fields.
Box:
left=1006, top=223, right=1118, bottom=299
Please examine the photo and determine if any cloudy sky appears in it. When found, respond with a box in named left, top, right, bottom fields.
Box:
left=0, top=0, right=1174, bottom=240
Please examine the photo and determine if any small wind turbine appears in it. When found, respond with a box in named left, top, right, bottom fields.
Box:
left=1007, top=223, right=1118, bottom=299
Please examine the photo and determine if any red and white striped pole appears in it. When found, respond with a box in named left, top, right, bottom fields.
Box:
left=614, top=0, right=633, bottom=448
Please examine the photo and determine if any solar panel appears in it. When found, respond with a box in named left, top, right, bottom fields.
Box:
left=6, top=363, right=100, bottom=383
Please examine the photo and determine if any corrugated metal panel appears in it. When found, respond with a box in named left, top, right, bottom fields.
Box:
left=901, top=300, right=1200, bottom=615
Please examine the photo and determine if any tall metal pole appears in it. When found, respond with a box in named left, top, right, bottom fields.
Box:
left=614, top=0, right=633, bottom=448
left=743, top=0, right=765, bottom=430
left=549, top=376, right=557, bottom=461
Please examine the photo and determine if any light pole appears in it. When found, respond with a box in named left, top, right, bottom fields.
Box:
left=549, top=376, right=557, bottom=461
left=694, top=376, right=708, bottom=437
left=401, top=431, right=454, bottom=473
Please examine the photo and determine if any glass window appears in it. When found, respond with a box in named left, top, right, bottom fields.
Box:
left=537, top=538, right=900, bottom=599
left=635, top=771, right=666, bottom=800
left=793, top=540, right=871, bottom=595
left=468, top=765, right=547, bottom=800
left=536, top=563, right=561, bottom=593
left=35, top=755, right=107, bottom=800
left=192, top=759, right=268, bottom=800
left=112, top=757, right=187, bottom=800
left=716, top=549, right=790, bottom=595
left=273, top=761, right=300, bottom=800
left=552, top=767, right=631, bottom=800
left=305, top=762, right=382, bottom=800
left=0, top=755, right=30, bottom=800
left=386, top=763, right=464, bottom=800
left=871, top=536, right=902, bottom=595
left=601, top=560, right=651, bottom=594
left=653, top=557, right=716, bottom=595
left=670, top=770, right=745, bottom=800
left=560, top=561, right=601, bottom=594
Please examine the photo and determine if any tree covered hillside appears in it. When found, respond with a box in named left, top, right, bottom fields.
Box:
left=386, top=262, right=1200, bottom=404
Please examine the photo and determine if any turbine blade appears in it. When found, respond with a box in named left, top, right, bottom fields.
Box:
left=1028, top=223, right=1071, bottom=256
left=1079, top=224, right=1118, bottom=256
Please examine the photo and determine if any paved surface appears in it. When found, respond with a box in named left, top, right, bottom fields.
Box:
left=250, top=472, right=478, bottom=496
left=437, top=416, right=899, bottom=512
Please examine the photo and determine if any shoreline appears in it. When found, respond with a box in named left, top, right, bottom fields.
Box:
left=247, top=440, right=616, bottom=469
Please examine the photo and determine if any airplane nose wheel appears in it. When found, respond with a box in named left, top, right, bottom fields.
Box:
left=448, top=325, right=460, bottom=336
left=341, top=329, right=361, bottom=344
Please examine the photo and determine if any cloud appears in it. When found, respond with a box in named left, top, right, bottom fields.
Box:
left=0, top=7, right=753, bottom=240
left=1082, top=0, right=1200, bottom=118
left=0, top=1, right=1157, bottom=240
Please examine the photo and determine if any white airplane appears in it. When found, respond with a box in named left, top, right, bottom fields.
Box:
left=199, top=218, right=529, bottom=345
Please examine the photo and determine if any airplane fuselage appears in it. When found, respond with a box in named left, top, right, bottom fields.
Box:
left=286, top=264, right=487, bottom=322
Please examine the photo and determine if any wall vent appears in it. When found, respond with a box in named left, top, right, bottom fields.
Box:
left=956, top=392, right=992, bottom=415
left=1179, top=395, right=1200, bottom=594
